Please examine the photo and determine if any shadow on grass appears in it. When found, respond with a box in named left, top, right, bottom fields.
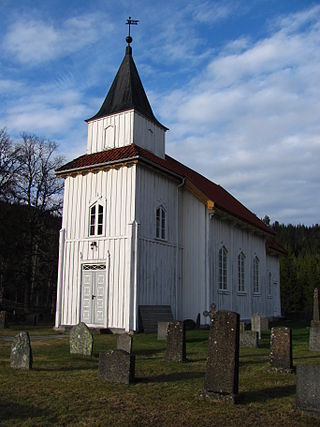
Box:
left=239, top=384, right=296, bottom=404
left=33, top=365, right=96, bottom=372
left=0, top=398, right=53, bottom=422
left=132, top=348, right=163, bottom=357
left=136, top=371, right=204, bottom=383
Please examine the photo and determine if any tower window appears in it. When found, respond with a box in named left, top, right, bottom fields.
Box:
left=89, top=203, right=104, bottom=236
left=219, top=246, right=228, bottom=290
left=156, top=206, right=166, bottom=240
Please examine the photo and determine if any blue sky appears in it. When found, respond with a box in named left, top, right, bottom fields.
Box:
left=1, top=0, right=320, bottom=225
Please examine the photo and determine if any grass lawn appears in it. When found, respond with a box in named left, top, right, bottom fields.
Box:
left=1, top=320, right=320, bottom=426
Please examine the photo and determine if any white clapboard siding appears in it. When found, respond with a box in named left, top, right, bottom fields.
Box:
left=58, top=164, right=137, bottom=330
left=180, top=190, right=207, bottom=323
left=135, top=164, right=179, bottom=316
left=87, top=110, right=165, bottom=157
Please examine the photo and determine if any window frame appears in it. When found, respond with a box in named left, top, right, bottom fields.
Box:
left=218, top=245, right=228, bottom=290
left=238, top=251, right=246, bottom=293
left=253, top=255, right=260, bottom=294
left=89, top=202, right=105, bottom=237
left=155, top=205, right=167, bottom=241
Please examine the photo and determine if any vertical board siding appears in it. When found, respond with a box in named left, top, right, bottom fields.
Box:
left=135, top=165, right=178, bottom=316
left=59, top=164, right=136, bottom=329
left=133, top=112, right=165, bottom=158
left=180, top=190, right=207, bottom=322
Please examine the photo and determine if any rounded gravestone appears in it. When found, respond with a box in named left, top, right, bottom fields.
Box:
left=10, top=331, right=32, bottom=369
left=70, top=322, right=93, bottom=356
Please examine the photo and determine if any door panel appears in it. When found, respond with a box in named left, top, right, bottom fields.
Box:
left=81, top=271, right=93, bottom=324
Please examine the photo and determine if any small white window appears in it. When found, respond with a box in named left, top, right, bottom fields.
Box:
left=89, top=203, right=104, bottom=236
left=104, top=125, right=115, bottom=149
left=156, top=206, right=166, bottom=240
left=219, top=246, right=228, bottom=290
left=238, top=252, right=245, bottom=292
left=253, top=256, right=259, bottom=293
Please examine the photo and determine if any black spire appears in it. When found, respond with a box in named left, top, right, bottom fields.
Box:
left=86, top=23, right=167, bottom=130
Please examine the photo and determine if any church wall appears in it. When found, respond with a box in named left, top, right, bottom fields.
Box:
left=180, top=190, right=207, bottom=323
left=58, top=164, right=137, bottom=330
left=135, top=164, right=178, bottom=316
left=133, top=112, right=165, bottom=158
left=266, top=255, right=282, bottom=318
left=210, top=216, right=270, bottom=320
left=87, top=110, right=134, bottom=154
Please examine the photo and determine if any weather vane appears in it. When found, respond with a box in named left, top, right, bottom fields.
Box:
left=126, top=16, right=139, bottom=45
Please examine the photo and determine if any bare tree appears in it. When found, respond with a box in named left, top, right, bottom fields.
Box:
left=0, top=128, right=21, bottom=201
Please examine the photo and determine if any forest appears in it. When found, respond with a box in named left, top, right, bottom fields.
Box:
left=0, top=128, right=319, bottom=320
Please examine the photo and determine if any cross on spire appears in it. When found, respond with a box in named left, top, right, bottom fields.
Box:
left=203, top=303, right=217, bottom=321
left=126, top=16, right=139, bottom=45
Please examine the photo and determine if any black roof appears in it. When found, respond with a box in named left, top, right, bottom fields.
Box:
left=87, top=45, right=168, bottom=130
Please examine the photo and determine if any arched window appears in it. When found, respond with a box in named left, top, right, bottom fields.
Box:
left=156, top=206, right=166, bottom=240
left=238, top=252, right=245, bottom=292
left=253, top=256, right=259, bottom=293
left=89, top=203, right=104, bottom=236
left=219, top=246, right=228, bottom=290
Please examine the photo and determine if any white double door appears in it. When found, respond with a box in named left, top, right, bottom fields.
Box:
left=81, top=264, right=106, bottom=326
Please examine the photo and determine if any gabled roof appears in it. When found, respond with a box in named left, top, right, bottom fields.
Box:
left=56, top=144, right=275, bottom=236
left=86, top=46, right=167, bottom=130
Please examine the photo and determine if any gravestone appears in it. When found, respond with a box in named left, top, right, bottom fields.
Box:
left=240, top=331, right=259, bottom=348
left=10, top=331, right=32, bottom=369
left=0, top=310, right=8, bottom=328
left=184, top=319, right=196, bottom=330
left=117, top=333, right=133, bottom=353
left=240, top=322, right=245, bottom=333
left=70, top=322, right=93, bottom=356
left=157, top=321, right=169, bottom=340
left=200, top=304, right=240, bottom=403
left=99, top=350, right=135, bottom=384
left=309, top=288, right=320, bottom=352
left=251, top=314, right=269, bottom=339
left=269, top=327, right=294, bottom=373
left=296, top=365, right=320, bottom=416
left=166, top=321, right=186, bottom=362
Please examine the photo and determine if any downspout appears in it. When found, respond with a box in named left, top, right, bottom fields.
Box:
left=175, top=177, right=185, bottom=320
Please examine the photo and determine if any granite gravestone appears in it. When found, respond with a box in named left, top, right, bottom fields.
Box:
left=10, top=331, right=32, bottom=369
left=157, top=321, right=169, bottom=340
left=166, top=321, right=186, bottom=362
left=240, top=331, right=259, bottom=348
left=309, top=288, right=320, bottom=352
left=296, top=365, right=320, bottom=416
left=99, top=350, right=135, bottom=384
left=117, top=333, right=133, bottom=353
left=269, top=327, right=293, bottom=373
left=0, top=310, right=7, bottom=328
left=251, top=314, right=269, bottom=339
left=70, top=322, right=93, bottom=356
left=240, top=322, right=245, bottom=333
left=200, top=304, right=240, bottom=403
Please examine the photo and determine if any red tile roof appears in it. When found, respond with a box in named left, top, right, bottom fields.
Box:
left=57, top=144, right=274, bottom=235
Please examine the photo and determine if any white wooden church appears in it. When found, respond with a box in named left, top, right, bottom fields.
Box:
left=55, top=36, right=284, bottom=332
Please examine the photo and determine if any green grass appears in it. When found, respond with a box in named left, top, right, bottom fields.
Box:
left=1, top=321, right=320, bottom=426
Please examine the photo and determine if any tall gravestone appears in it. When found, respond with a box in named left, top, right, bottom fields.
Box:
left=70, top=322, right=93, bottom=356
left=157, top=321, right=169, bottom=340
left=117, top=333, right=133, bottom=354
left=166, top=321, right=186, bottom=362
left=99, top=350, right=135, bottom=384
left=251, top=314, right=269, bottom=339
left=10, top=331, right=32, bottom=369
left=269, top=327, right=293, bottom=373
left=0, top=310, right=8, bottom=328
left=296, top=365, right=320, bottom=416
left=309, top=288, right=320, bottom=352
left=200, top=304, right=240, bottom=403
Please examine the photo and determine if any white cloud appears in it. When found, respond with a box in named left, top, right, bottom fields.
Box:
left=164, top=6, right=320, bottom=225
left=3, top=13, right=113, bottom=65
